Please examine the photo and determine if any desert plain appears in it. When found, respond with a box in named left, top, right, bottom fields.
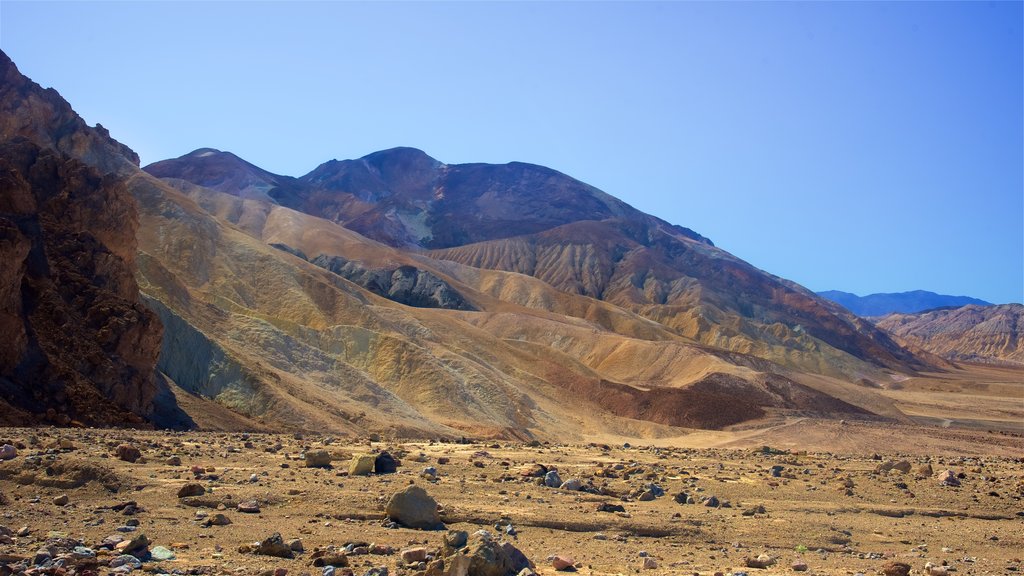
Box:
left=0, top=364, right=1022, bottom=576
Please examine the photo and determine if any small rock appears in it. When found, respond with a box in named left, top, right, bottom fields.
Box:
left=305, top=450, right=333, bottom=468
left=238, top=500, right=261, bottom=513
left=745, top=554, right=775, bottom=569
left=917, top=463, right=934, bottom=477
left=421, top=466, right=438, bottom=480
left=642, top=557, right=658, bottom=569
left=177, top=483, right=205, bottom=498
left=151, top=546, right=176, bottom=561
left=938, top=470, right=961, bottom=487
left=255, top=532, right=294, bottom=558
left=552, top=555, right=576, bottom=571
left=560, top=478, right=583, bottom=491
left=704, top=495, right=720, bottom=507
left=53, top=494, right=69, bottom=506
left=881, top=562, right=911, bottom=576
left=792, top=561, right=809, bottom=571
left=544, top=470, right=562, bottom=488
left=0, top=444, right=16, bottom=460
left=115, top=444, right=142, bottom=463
left=205, top=513, right=232, bottom=526
left=597, top=502, right=625, bottom=513
left=401, top=547, right=428, bottom=564
left=924, top=562, right=949, bottom=576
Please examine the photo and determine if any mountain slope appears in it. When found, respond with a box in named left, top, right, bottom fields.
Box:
left=875, top=304, right=1023, bottom=365
left=0, top=51, right=164, bottom=426
left=149, top=148, right=926, bottom=380
left=818, top=289, right=992, bottom=317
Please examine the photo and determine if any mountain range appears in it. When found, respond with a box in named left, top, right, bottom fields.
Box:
left=818, top=289, right=993, bottom=317
left=2, top=49, right=1013, bottom=438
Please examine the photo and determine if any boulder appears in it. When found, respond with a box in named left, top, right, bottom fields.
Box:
left=349, top=454, right=376, bottom=476
left=255, top=533, right=293, bottom=558
left=385, top=485, right=442, bottom=529
left=177, top=483, right=205, bottom=498
left=116, top=445, right=142, bottom=463
left=882, top=562, right=911, bottom=576
left=304, top=450, right=332, bottom=468
left=374, top=451, right=399, bottom=474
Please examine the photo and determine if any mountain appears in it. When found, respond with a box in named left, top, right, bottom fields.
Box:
left=875, top=304, right=1023, bottom=365
left=0, top=51, right=165, bottom=426
left=0, top=49, right=936, bottom=437
left=818, top=290, right=992, bottom=317
left=149, top=148, right=924, bottom=379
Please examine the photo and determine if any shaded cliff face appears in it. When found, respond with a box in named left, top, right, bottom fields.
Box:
left=0, top=51, right=163, bottom=426
left=0, top=140, right=162, bottom=425
left=875, top=304, right=1023, bottom=365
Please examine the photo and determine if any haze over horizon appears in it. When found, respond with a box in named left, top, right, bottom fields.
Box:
left=2, top=1, right=1020, bottom=304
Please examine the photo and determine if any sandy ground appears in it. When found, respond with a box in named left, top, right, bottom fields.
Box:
left=0, top=422, right=1021, bottom=576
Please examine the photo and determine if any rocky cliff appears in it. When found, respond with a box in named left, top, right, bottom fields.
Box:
left=875, top=304, right=1023, bottom=365
left=0, top=51, right=163, bottom=426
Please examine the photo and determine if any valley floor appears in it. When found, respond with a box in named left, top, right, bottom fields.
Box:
left=0, top=425, right=1021, bottom=576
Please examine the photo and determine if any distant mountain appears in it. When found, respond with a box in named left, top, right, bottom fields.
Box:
left=875, top=304, right=1023, bottom=365
left=818, top=290, right=992, bottom=317
left=0, top=48, right=940, bottom=437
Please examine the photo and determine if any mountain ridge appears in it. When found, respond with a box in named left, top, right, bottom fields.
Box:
left=818, top=289, right=993, bottom=317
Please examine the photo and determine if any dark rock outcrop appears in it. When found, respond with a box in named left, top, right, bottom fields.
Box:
left=0, top=50, right=164, bottom=426
left=308, top=254, right=475, bottom=311
left=0, top=140, right=162, bottom=425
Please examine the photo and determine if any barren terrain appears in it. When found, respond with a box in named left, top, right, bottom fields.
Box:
left=1, top=366, right=1021, bottom=576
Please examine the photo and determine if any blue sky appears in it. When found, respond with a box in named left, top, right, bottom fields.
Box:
left=2, top=1, right=1021, bottom=303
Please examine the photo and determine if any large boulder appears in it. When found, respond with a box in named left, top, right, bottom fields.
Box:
left=349, top=454, right=376, bottom=476
left=385, top=485, right=442, bottom=529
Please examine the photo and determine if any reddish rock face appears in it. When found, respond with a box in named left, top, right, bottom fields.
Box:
left=0, top=50, right=163, bottom=426
left=0, top=140, right=162, bottom=425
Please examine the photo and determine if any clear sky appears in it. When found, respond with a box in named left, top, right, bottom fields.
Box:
left=2, top=1, right=1021, bottom=304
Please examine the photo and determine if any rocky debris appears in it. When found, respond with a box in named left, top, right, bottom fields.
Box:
left=917, top=463, right=934, bottom=477
left=596, top=502, right=625, bottom=513
left=559, top=478, right=583, bottom=491
left=552, top=554, right=576, bottom=571
left=238, top=500, right=262, bottom=513
left=745, top=554, right=776, bottom=569
left=374, top=451, right=399, bottom=474
left=421, top=466, right=438, bottom=481
left=386, top=485, right=442, bottom=529
left=0, top=445, right=16, bottom=460
left=742, top=504, right=767, bottom=516
left=882, top=561, right=912, bottom=576
left=544, top=470, right=562, bottom=488
left=641, top=556, right=658, bottom=569
left=436, top=531, right=531, bottom=576
left=205, top=512, right=232, bottom=526
left=939, top=470, right=961, bottom=487
left=116, top=444, right=142, bottom=463
left=177, top=482, right=205, bottom=498
left=117, top=533, right=150, bottom=557
left=305, top=449, right=333, bottom=468
left=349, top=454, right=376, bottom=476
left=520, top=463, right=547, bottom=478
left=924, top=562, right=950, bottom=576
left=252, top=532, right=294, bottom=558
left=400, top=546, right=428, bottom=564
left=311, top=550, right=350, bottom=567
left=673, top=492, right=694, bottom=504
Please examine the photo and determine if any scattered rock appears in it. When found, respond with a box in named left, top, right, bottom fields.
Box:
left=349, top=454, right=376, bottom=476
left=305, top=450, right=333, bottom=468
left=400, top=546, right=428, bottom=564
left=205, top=513, right=232, bottom=526
left=642, top=556, right=658, bottom=569
left=938, top=470, right=961, bottom=487
left=560, top=478, right=583, bottom=491
left=792, top=561, right=808, bottom=571
left=151, top=545, right=175, bottom=561
left=238, top=500, right=261, bottom=513
left=385, top=485, right=442, bottom=529
left=544, top=470, right=562, bottom=488
left=52, top=494, right=69, bottom=506
left=115, top=444, right=142, bottom=463
left=374, top=451, right=399, bottom=474
left=552, top=555, right=576, bottom=571
left=255, top=533, right=294, bottom=558
left=597, top=502, right=625, bottom=513
left=0, top=445, right=16, bottom=461
left=917, top=463, right=934, bottom=477
left=924, top=562, right=949, bottom=576
left=745, top=554, right=775, bottom=569
left=882, top=562, right=911, bottom=576
left=177, top=483, right=205, bottom=498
